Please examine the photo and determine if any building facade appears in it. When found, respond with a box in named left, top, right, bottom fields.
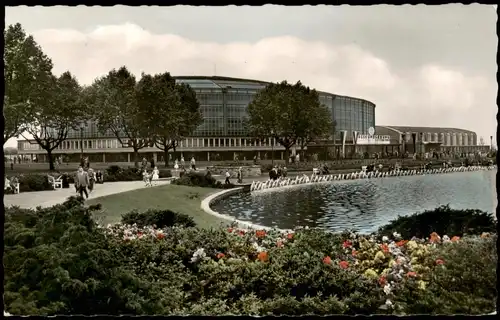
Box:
left=17, top=76, right=376, bottom=163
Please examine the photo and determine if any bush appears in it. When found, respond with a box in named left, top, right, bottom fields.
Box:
left=121, top=209, right=196, bottom=228
left=5, top=174, right=55, bottom=193
left=376, top=205, right=497, bottom=239
left=103, top=166, right=172, bottom=182
left=171, top=171, right=235, bottom=189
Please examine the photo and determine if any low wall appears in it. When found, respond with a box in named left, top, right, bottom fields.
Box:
left=207, top=165, right=262, bottom=177
left=200, top=187, right=274, bottom=230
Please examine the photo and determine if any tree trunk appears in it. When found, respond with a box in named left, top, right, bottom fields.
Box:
left=164, top=150, right=169, bottom=168
left=46, top=149, right=55, bottom=171
left=300, top=146, right=306, bottom=162
left=284, top=147, right=290, bottom=163
left=133, top=148, right=140, bottom=168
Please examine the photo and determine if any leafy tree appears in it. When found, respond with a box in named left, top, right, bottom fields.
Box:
left=246, top=81, right=332, bottom=160
left=90, top=67, right=150, bottom=168
left=22, top=72, right=84, bottom=170
left=3, top=23, right=53, bottom=144
left=137, top=72, right=202, bottom=167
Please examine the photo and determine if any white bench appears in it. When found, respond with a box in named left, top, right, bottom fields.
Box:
left=48, top=175, right=63, bottom=189
left=361, top=166, right=367, bottom=172
left=4, top=179, right=20, bottom=194
left=312, top=168, right=320, bottom=175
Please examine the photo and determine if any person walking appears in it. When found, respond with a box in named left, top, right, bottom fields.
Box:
left=75, top=166, right=90, bottom=199
left=87, top=168, right=96, bottom=193
left=225, top=170, right=231, bottom=184
left=180, top=156, right=185, bottom=168
left=190, top=157, right=196, bottom=170
left=237, top=167, right=243, bottom=184
left=152, top=166, right=159, bottom=186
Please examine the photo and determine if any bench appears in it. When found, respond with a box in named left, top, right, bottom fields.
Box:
left=4, top=179, right=20, bottom=194
left=361, top=166, right=367, bottom=172
left=312, top=168, right=320, bottom=175
left=48, top=175, right=63, bottom=189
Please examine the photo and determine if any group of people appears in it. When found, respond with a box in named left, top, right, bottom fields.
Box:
left=74, top=166, right=103, bottom=199
left=142, top=166, right=160, bottom=187
left=173, top=156, right=197, bottom=171
left=269, top=165, right=288, bottom=180
left=225, top=167, right=244, bottom=184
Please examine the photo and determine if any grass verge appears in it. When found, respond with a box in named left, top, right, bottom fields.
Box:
left=87, top=184, right=227, bottom=229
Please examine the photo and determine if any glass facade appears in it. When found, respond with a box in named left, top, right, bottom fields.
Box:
left=42, top=77, right=376, bottom=141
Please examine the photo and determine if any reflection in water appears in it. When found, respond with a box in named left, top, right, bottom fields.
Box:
left=212, top=170, right=497, bottom=234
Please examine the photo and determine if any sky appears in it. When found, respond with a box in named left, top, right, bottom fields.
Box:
left=4, top=5, right=498, bottom=148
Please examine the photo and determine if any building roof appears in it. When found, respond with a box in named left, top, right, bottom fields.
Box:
left=379, top=125, right=475, bottom=135
left=173, top=75, right=375, bottom=105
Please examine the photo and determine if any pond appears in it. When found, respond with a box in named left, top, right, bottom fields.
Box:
left=212, top=170, right=497, bottom=233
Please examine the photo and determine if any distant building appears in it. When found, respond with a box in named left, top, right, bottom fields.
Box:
left=17, top=76, right=376, bottom=163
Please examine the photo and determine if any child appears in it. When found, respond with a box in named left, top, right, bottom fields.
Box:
left=152, top=166, right=159, bottom=186
left=143, top=169, right=151, bottom=187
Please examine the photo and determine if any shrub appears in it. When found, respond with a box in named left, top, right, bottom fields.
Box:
left=121, top=209, right=196, bottom=228
left=103, top=166, right=172, bottom=182
left=171, top=171, right=235, bottom=189
left=8, top=174, right=54, bottom=192
left=376, top=205, right=497, bottom=239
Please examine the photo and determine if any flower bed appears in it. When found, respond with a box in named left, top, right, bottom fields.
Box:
left=3, top=198, right=497, bottom=316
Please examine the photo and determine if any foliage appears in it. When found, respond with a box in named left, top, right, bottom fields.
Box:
left=171, top=171, right=235, bottom=189
left=136, top=72, right=203, bottom=167
left=102, top=165, right=171, bottom=182
left=246, top=81, right=332, bottom=158
left=3, top=23, right=52, bottom=143
left=88, top=67, right=150, bottom=168
left=376, top=205, right=497, bottom=239
left=5, top=173, right=54, bottom=193
left=121, top=209, right=196, bottom=228
left=3, top=199, right=497, bottom=316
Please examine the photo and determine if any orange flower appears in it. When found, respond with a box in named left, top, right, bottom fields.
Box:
left=481, top=232, right=490, bottom=239
left=287, top=233, right=294, bottom=240
left=156, top=233, right=165, bottom=240
left=451, top=236, right=460, bottom=242
left=257, top=251, right=268, bottom=262
left=380, top=244, right=389, bottom=253
left=343, top=240, right=352, bottom=248
left=256, top=230, right=267, bottom=238
left=276, top=240, right=284, bottom=248
left=435, top=259, right=445, bottom=265
left=379, top=276, right=387, bottom=286
left=216, top=253, right=225, bottom=259
left=351, top=250, right=358, bottom=257
left=227, top=228, right=233, bottom=233
left=339, top=260, right=350, bottom=269
left=406, top=271, right=417, bottom=277
left=396, top=240, right=408, bottom=247
left=429, top=232, right=441, bottom=243
left=323, top=256, right=332, bottom=265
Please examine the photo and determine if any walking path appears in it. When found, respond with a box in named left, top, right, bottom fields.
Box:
left=3, top=180, right=171, bottom=209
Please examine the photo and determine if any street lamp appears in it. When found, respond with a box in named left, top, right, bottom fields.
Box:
left=80, top=122, right=87, bottom=163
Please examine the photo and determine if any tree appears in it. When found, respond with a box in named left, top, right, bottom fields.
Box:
left=136, top=72, right=203, bottom=167
left=246, top=81, right=332, bottom=161
left=3, top=23, right=53, bottom=144
left=23, top=72, right=85, bottom=170
left=90, top=67, right=150, bottom=168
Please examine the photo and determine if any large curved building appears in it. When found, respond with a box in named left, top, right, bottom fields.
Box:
left=17, top=76, right=376, bottom=162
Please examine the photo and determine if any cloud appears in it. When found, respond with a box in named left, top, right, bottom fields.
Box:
left=5, top=22, right=495, bottom=148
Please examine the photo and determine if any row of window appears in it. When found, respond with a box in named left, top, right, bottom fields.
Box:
left=403, top=132, right=476, bottom=146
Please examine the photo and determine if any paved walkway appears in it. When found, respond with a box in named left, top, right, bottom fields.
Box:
left=3, top=180, right=171, bottom=209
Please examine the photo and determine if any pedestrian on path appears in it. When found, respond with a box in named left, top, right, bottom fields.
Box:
left=152, top=166, right=159, bottom=186
left=225, top=170, right=231, bottom=184
left=237, top=167, right=243, bottom=184
left=88, top=168, right=96, bottom=193
left=76, top=167, right=89, bottom=199
left=191, top=157, right=196, bottom=170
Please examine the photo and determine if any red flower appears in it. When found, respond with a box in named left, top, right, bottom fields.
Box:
left=339, top=261, right=350, bottom=269
left=351, top=250, right=358, bottom=257
left=379, top=276, right=387, bottom=286
left=435, top=259, right=445, bottom=265
left=396, top=240, right=408, bottom=247
left=406, top=271, right=417, bottom=278
left=380, top=244, right=389, bottom=253
left=216, top=253, right=225, bottom=259
left=137, top=232, right=143, bottom=237
left=156, top=233, right=165, bottom=240
left=257, top=251, right=268, bottom=262
left=256, top=230, right=267, bottom=238
left=287, top=233, right=294, bottom=240
left=238, top=230, right=246, bottom=236
left=227, top=228, right=233, bottom=233
left=343, top=240, right=352, bottom=248
left=323, top=256, right=332, bottom=265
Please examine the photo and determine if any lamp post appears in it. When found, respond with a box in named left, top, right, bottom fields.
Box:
left=80, top=122, right=87, bottom=164
left=490, top=135, right=493, bottom=151
left=271, top=131, right=275, bottom=167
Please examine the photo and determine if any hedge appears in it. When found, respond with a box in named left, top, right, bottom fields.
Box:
left=4, top=173, right=54, bottom=193
left=171, top=171, right=235, bottom=189
left=3, top=198, right=497, bottom=315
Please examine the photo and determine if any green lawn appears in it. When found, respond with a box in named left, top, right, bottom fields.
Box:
left=87, top=184, right=229, bottom=229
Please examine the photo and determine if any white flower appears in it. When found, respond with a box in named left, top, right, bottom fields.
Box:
left=303, top=251, right=310, bottom=258
left=252, top=242, right=265, bottom=252
left=385, top=299, right=393, bottom=307
left=382, top=236, right=389, bottom=242
left=4, top=311, right=12, bottom=317
left=190, top=248, right=207, bottom=263
left=393, top=232, right=401, bottom=240
left=383, top=284, right=392, bottom=295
